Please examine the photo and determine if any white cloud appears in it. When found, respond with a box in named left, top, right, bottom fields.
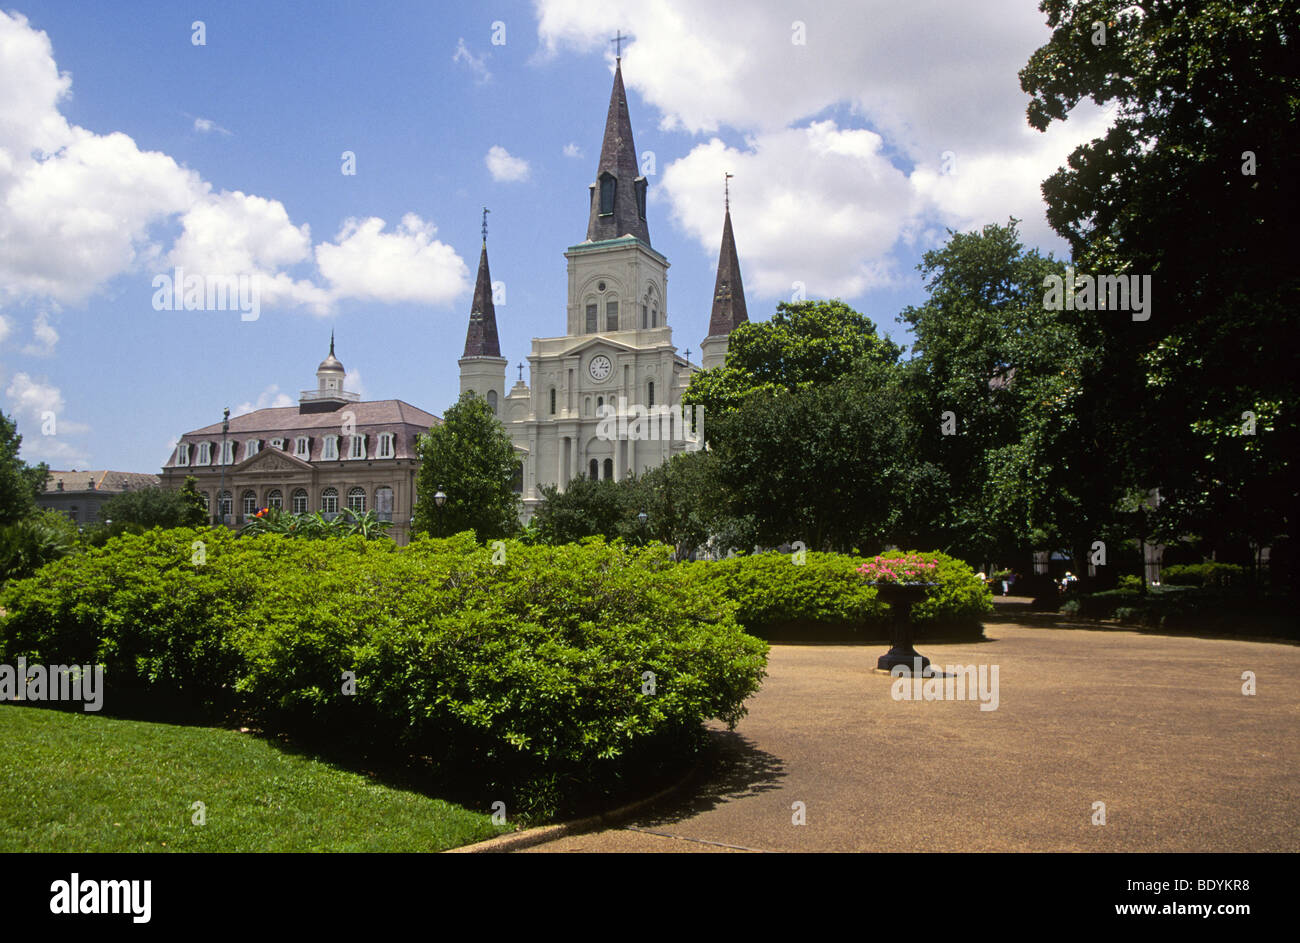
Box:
left=563, top=142, right=584, bottom=159
left=344, top=369, right=365, bottom=399
left=316, top=214, right=470, bottom=305
left=485, top=145, right=530, bottom=183
left=453, top=37, right=491, bottom=83
left=231, top=384, right=295, bottom=418
left=0, top=11, right=470, bottom=317
left=192, top=116, right=232, bottom=136
left=663, top=125, right=916, bottom=298
left=21, top=310, right=58, bottom=356
left=0, top=315, right=12, bottom=345
left=4, top=371, right=90, bottom=464
left=537, top=0, right=1114, bottom=291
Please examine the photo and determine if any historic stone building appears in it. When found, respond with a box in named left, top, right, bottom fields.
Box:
left=160, top=336, right=437, bottom=544
left=38, top=470, right=161, bottom=527
left=459, top=58, right=749, bottom=520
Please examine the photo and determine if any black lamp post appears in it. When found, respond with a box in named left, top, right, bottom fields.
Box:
left=216, top=406, right=230, bottom=527
left=434, top=488, right=446, bottom=537
left=637, top=510, right=648, bottom=545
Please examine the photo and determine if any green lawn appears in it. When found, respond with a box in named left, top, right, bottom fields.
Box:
left=0, top=705, right=512, bottom=852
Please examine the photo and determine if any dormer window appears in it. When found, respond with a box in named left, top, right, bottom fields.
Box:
left=221, top=441, right=235, bottom=465
left=197, top=442, right=212, bottom=465
left=176, top=443, right=190, bottom=466
left=348, top=434, right=365, bottom=460
left=598, top=173, right=615, bottom=215
left=322, top=436, right=339, bottom=461
left=377, top=433, right=394, bottom=459
left=294, top=436, right=310, bottom=459
left=246, top=439, right=260, bottom=458
left=271, top=438, right=284, bottom=450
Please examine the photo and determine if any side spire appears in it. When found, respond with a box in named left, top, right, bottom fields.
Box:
left=708, top=185, right=748, bottom=337
left=586, top=57, right=650, bottom=246
left=462, top=225, right=501, bottom=358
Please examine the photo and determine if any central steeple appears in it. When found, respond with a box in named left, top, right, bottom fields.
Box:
left=586, top=58, right=650, bottom=247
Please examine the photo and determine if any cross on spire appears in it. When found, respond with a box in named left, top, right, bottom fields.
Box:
left=611, top=30, right=627, bottom=59
left=725, top=173, right=733, bottom=211
left=481, top=206, right=490, bottom=243
left=517, top=361, right=525, bottom=381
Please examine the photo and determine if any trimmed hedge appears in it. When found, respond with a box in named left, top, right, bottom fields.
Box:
left=0, top=528, right=767, bottom=815
left=1162, top=562, right=1251, bottom=588
left=689, top=549, right=991, bottom=639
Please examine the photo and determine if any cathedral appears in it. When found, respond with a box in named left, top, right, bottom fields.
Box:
left=458, top=57, right=750, bottom=520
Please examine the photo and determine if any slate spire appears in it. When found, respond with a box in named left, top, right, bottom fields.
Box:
left=462, top=238, right=501, bottom=358
left=586, top=59, right=650, bottom=246
left=708, top=205, right=748, bottom=336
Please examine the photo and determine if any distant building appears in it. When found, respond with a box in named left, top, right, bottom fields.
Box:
left=39, top=470, right=161, bottom=526
left=160, top=335, right=440, bottom=544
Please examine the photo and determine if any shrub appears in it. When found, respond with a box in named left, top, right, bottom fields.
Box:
left=1162, top=562, right=1248, bottom=589
left=687, top=548, right=991, bottom=638
left=0, top=529, right=766, bottom=816
left=1117, top=574, right=1144, bottom=591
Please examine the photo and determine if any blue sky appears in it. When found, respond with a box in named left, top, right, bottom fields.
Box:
left=0, top=1, right=1112, bottom=473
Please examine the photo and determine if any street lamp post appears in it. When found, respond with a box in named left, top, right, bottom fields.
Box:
left=216, top=406, right=230, bottom=527
left=637, top=510, right=647, bottom=546
left=434, top=488, right=446, bottom=537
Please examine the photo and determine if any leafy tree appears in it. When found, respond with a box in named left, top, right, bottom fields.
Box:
left=898, top=220, right=1115, bottom=573
left=531, top=475, right=628, bottom=544
left=0, top=410, right=47, bottom=526
left=707, top=359, right=937, bottom=553
left=684, top=299, right=902, bottom=425
left=98, top=478, right=208, bottom=531
left=0, top=509, right=78, bottom=584
left=414, top=392, right=520, bottom=540
left=1020, top=0, right=1300, bottom=586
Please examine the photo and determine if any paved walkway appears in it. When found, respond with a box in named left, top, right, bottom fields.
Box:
left=521, top=612, right=1300, bottom=852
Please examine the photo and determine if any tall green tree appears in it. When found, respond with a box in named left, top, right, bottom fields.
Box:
left=899, top=220, right=1114, bottom=572
left=414, top=392, right=520, bottom=540
left=1020, top=0, right=1300, bottom=584
left=0, top=410, right=47, bottom=527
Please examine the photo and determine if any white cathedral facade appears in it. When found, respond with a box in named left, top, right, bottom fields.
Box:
left=458, top=58, right=750, bottom=521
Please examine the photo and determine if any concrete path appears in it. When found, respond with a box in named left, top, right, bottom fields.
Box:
left=521, top=613, right=1300, bottom=852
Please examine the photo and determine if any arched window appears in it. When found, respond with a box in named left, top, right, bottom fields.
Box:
left=589, top=459, right=598, bottom=480
left=348, top=487, right=366, bottom=513
left=267, top=489, right=283, bottom=510
left=218, top=490, right=233, bottom=523
left=606, top=299, right=619, bottom=331
left=242, top=490, right=258, bottom=518
left=291, top=488, right=308, bottom=514
left=549, top=387, right=556, bottom=414
left=375, top=487, right=394, bottom=522
left=647, top=381, right=655, bottom=407
left=603, top=458, right=614, bottom=481
left=321, top=487, right=339, bottom=515
left=586, top=300, right=598, bottom=333
left=596, top=395, right=603, bottom=410
left=486, top=390, right=498, bottom=414
left=584, top=396, right=592, bottom=416
left=199, top=492, right=210, bottom=512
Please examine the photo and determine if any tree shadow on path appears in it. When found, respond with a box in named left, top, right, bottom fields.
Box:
left=631, top=727, right=786, bottom=828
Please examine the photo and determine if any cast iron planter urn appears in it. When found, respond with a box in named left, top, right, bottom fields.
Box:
left=869, top=581, right=938, bottom=675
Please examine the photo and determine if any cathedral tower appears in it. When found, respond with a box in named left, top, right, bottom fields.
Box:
left=458, top=217, right=507, bottom=415
left=700, top=186, right=748, bottom=370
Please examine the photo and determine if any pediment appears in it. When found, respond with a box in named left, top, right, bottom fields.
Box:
left=235, top=448, right=313, bottom=474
